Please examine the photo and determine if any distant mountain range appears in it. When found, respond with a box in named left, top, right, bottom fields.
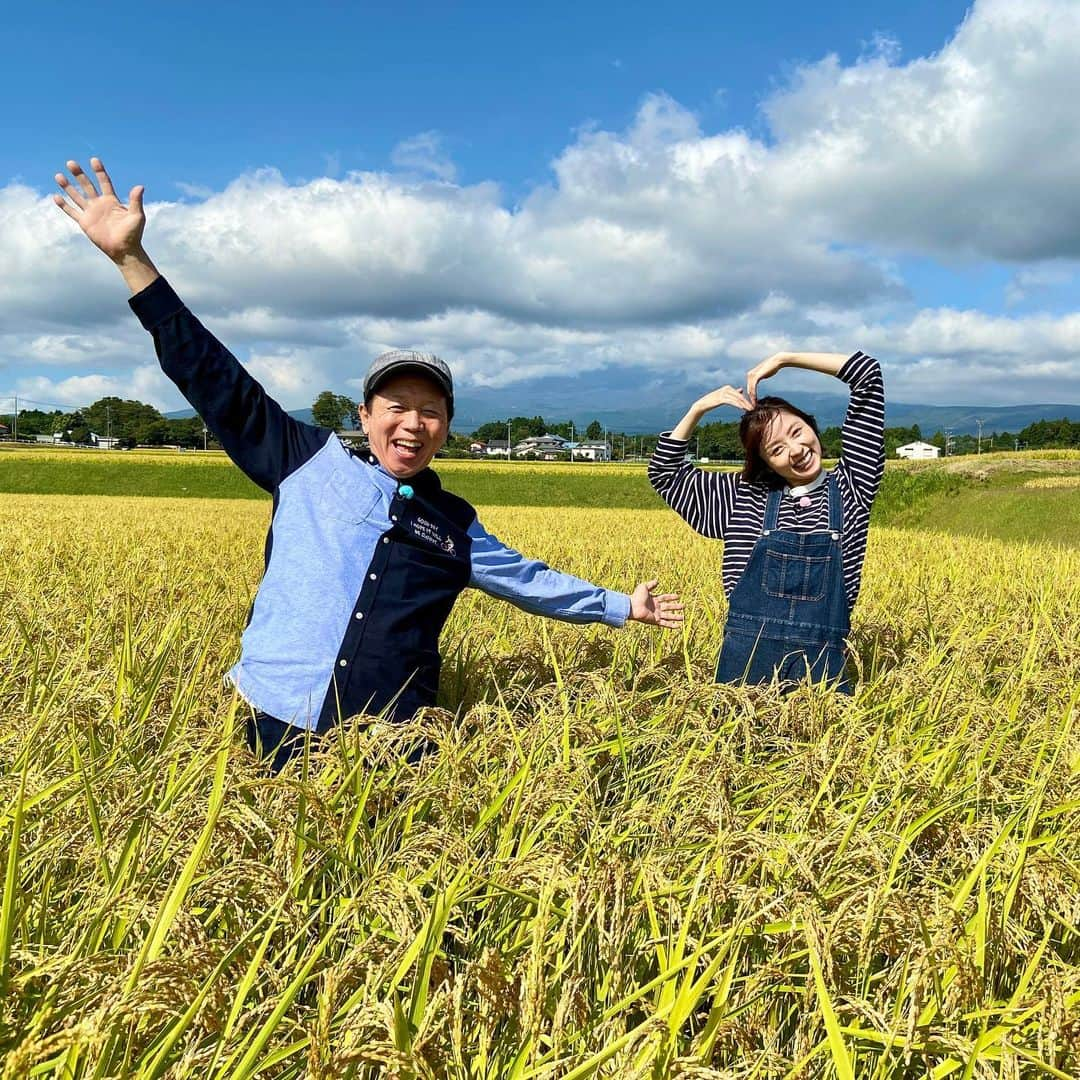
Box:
left=167, top=376, right=1080, bottom=437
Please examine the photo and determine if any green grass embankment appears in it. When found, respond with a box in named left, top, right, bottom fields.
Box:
left=3, top=446, right=1078, bottom=543
left=0, top=447, right=970, bottom=513
left=884, top=459, right=1080, bottom=546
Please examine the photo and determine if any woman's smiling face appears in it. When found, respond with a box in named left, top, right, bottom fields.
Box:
left=359, top=373, right=449, bottom=479
left=761, top=408, right=823, bottom=486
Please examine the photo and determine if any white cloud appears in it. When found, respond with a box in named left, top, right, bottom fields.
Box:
left=389, top=131, right=458, bottom=183
left=244, top=348, right=327, bottom=401
left=175, top=181, right=214, bottom=200
left=762, top=0, right=1080, bottom=260
left=1004, top=265, right=1076, bottom=307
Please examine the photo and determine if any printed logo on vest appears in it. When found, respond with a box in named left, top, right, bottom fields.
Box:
left=410, top=515, right=457, bottom=555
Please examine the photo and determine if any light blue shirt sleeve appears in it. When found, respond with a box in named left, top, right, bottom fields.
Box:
left=466, top=518, right=631, bottom=627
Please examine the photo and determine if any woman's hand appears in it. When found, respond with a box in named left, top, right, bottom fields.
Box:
left=692, top=385, right=754, bottom=414
left=746, top=353, right=791, bottom=405
left=54, top=158, right=159, bottom=293
left=669, top=385, right=752, bottom=440
left=629, top=580, right=685, bottom=629
left=746, top=351, right=851, bottom=403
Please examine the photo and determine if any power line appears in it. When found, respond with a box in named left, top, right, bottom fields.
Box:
left=0, top=394, right=95, bottom=413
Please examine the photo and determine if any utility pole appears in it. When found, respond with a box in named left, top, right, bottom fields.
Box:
left=106, top=403, right=111, bottom=448
left=203, top=425, right=208, bottom=452
left=569, top=421, right=574, bottom=463
left=944, top=428, right=954, bottom=456
left=12, top=394, right=16, bottom=443
left=507, top=418, right=512, bottom=460
left=975, top=418, right=984, bottom=454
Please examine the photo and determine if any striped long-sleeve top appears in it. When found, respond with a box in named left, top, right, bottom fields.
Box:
left=648, top=352, right=885, bottom=610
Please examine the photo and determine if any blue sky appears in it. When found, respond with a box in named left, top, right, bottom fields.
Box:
left=6, top=2, right=970, bottom=196
left=3, top=0, right=1080, bottom=419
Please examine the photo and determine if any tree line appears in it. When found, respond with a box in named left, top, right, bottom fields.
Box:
left=4, top=391, right=1078, bottom=457
left=2, top=397, right=213, bottom=449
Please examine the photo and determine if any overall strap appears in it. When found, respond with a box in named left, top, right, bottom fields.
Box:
left=827, top=471, right=843, bottom=534
left=763, top=487, right=782, bottom=532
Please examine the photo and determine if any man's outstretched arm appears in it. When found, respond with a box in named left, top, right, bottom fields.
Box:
left=54, top=158, right=325, bottom=491
left=467, top=518, right=684, bottom=629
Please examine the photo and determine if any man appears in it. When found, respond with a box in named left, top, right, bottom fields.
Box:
left=55, top=158, right=683, bottom=771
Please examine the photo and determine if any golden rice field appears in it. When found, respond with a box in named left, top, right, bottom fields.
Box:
left=2, top=484, right=1079, bottom=1078
left=1024, top=477, right=1080, bottom=489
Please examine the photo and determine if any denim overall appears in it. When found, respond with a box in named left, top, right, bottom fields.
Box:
left=716, top=472, right=852, bottom=693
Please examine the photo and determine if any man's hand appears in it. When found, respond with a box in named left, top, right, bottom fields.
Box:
left=629, top=580, right=684, bottom=629
left=55, top=158, right=145, bottom=260
left=54, top=157, right=159, bottom=294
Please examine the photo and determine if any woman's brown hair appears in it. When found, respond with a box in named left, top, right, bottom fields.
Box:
left=739, top=396, right=820, bottom=487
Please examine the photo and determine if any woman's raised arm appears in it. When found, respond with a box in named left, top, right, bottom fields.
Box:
left=668, top=385, right=754, bottom=440
left=744, top=351, right=850, bottom=403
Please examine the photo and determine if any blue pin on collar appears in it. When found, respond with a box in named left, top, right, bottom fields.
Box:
left=398, top=484, right=414, bottom=500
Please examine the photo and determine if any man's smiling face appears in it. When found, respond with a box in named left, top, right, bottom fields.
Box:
left=359, top=373, right=449, bottom=479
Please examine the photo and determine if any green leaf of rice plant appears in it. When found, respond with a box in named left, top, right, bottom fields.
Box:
left=805, top=926, right=855, bottom=1080
left=0, top=760, right=27, bottom=1001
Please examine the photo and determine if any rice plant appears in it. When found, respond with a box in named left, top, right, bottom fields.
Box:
left=1, top=488, right=1078, bottom=1078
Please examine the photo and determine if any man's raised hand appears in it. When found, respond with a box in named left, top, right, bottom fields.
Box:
left=54, top=158, right=146, bottom=263
left=54, top=158, right=159, bottom=294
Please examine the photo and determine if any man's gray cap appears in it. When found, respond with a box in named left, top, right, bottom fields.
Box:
left=363, top=350, right=454, bottom=418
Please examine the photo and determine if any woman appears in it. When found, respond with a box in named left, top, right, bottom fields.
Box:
left=649, top=351, right=885, bottom=692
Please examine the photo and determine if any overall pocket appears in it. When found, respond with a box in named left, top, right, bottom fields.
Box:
left=764, top=551, right=830, bottom=602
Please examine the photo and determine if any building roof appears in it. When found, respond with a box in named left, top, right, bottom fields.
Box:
left=516, top=434, right=567, bottom=446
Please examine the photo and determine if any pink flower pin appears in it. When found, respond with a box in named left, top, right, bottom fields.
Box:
left=799, top=496, right=812, bottom=508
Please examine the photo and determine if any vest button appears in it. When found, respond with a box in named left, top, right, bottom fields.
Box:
left=339, top=659, right=347, bottom=667
left=382, top=536, right=390, bottom=544
left=369, top=572, right=377, bottom=580
left=355, top=611, right=364, bottom=620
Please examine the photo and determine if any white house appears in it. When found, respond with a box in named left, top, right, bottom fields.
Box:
left=896, top=440, right=940, bottom=459
left=513, top=434, right=568, bottom=459
left=484, top=439, right=510, bottom=457
left=568, top=440, right=611, bottom=462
